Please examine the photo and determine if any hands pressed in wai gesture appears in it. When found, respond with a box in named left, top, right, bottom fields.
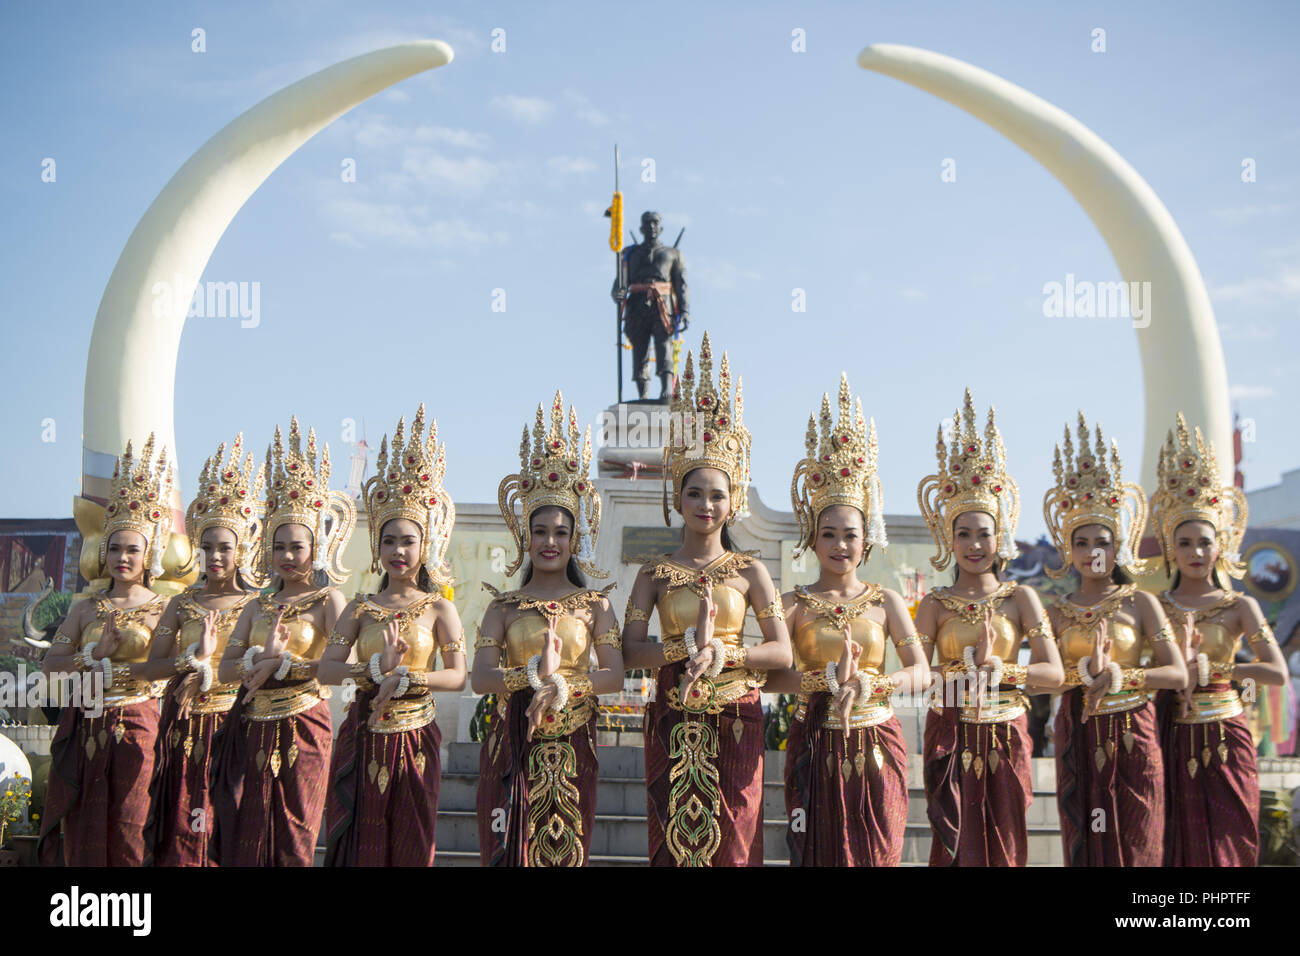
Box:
left=526, top=614, right=564, bottom=741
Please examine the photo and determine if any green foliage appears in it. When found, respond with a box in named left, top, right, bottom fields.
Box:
left=764, top=694, right=797, bottom=751
left=31, top=591, right=73, bottom=633
left=470, top=694, right=497, bottom=742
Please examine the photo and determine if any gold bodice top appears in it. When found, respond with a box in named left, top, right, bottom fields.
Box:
left=354, top=593, right=441, bottom=670
left=485, top=584, right=615, bottom=681
left=248, top=590, right=331, bottom=660
left=1054, top=585, right=1144, bottom=669
left=1160, top=591, right=1241, bottom=666
left=175, top=590, right=256, bottom=663
left=790, top=584, right=887, bottom=674
left=931, top=583, right=1021, bottom=665
left=649, top=552, right=755, bottom=647
left=79, top=592, right=167, bottom=663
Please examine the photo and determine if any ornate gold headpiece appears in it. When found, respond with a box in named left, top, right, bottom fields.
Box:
left=1042, top=412, right=1147, bottom=578
left=663, top=331, right=751, bottom=525
left=100, top=434, right=174, bottom=578
left=790, top=373, right=886, bottom=557
left=1150, top=413, right=1246, bottom=579
left=262, top=417, right=356, bottom=584
left=917, top=389, right=1020, bottom=570
left=185, top=434, right=265, bottom=586
left=498, top=392, right=605, bottom=578
left=364, top=405, right=454, bottom=585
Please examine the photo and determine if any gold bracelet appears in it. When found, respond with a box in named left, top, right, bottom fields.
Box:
left=1002, top=663, right=1028, bottom=686
left=1212, top=663, right=1236, bottom=683
left=755, top=599, right=785, bottom=623
left=625, top=600, right=651, bottom=624
left=1024, top=619, right=1055, bottom=642
left=287, top=660, right=313, bottom=681
left=723, top=645, right=748, bottom=668
left=800, top=669, right=830, bottom=693
left=594, top=626, right=622, bottom=650
left=1149, top=624, right=1175, bottom=644
left=568, top=674, right=595, bottom=700
left=348, top=662, right=375, bottom=689
left=503, top=666, right=531, bottom=693
left=327, top=629, right=352, bottom=646
left=1246, top=625, right=1277, bottom=647
left=1120, top=667, right=1148, bottom=691
left=173, top=653, right=195, bottom=674
left=407, top=670, right=428, bottom=689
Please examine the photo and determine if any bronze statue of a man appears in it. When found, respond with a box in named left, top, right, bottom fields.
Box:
left=613, top=211, right=688, bottom=400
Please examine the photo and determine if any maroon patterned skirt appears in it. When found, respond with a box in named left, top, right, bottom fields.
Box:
left=145, top=678, right=231, bottom=866
left=1054, top=688, right=1164, bottom=867
left=1160, top=686, right=1259, bottom=867
left=324, top=690, right=442, bottom=867
left=38, top=700, right=159, bottom=867
left=784, top=693, right=909, bottom=866
left=644, top=660, right=765, bottom=867
left=923, top=705, right=1032, bottom=866
left=209, top=688, right=333, bottom=867
left=476, top=688, right=599, bottom=867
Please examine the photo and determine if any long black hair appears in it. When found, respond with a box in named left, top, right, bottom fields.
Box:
left=520, top=506, right=587, bottom=589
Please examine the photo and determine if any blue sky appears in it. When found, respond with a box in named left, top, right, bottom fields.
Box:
left=2, top=1, right=1297, bottom=538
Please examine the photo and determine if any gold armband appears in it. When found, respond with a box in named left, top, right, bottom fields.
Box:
left=1149, top=624, right=1175, bottom=644
left=111, top=662, right=134, bottom=683
left=800, top=669, right=830, bottom=693
left=755, top=600, right=785, bottom=623
left=327, top=629, right=352, bottom=646
left=473, top=626, right=504, bottom=652
left=568, top=674, right=595, bottom=700
left=287, top=659, right=314, bottom=681
left=1024, top=619, right=1054, bottom=642
left=154, top=624, right=175, bottom=642
left=173, top=652, right=196, bottom=674
left=893, top=632, right=921, bottom=649
left=503, top=666, right=531, bottom=693
left=723, top=645, right=748, bottom=668
left=440, top=638, right=466, bottom=656
left=1246, top=625, right=1277, bottom=647
left=1002, top=663, right=1028, bottom=686
left=52, top=631, right=75, bottom=646
left=1120, top=667, right=1148, bottom=691
left=625, top=600, right=651, bottom=624
left=594, top=626, right=622, bottom=650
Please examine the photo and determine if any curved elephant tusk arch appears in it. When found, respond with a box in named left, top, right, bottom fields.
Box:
left=857, top=43, right=1230, bottom=492
left=81, top=40, right=455, bottom=511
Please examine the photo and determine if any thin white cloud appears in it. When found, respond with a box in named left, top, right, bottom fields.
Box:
left=565, top=90, right=609, bottom=126
left=696, top=261, right=761, bottom=291
left=388, top=149, right=508, bottom=194
left=491, top=94, right=554, bottom=125
left=1229, top=384, right=1275, bottom=399
left=345, top=116, right=489, bottom=151
left=1209, top=264, right=1300, bottom=304
left=547, top=156, right=597, bottom=175
left=324, top=197, right=500, bottom=249
left=1211, top=203, right=1291, bottom=225
left=328, top=231, right=364, bottom=249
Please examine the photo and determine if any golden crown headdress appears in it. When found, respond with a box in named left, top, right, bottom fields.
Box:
left=917, top=389, right=1020, bottom=570
left=790, top=373, right=886, bottom=557
left=498, top=392, right=606, bottom=579
left=262, top=417, right=356, bottom=584
left=364, top=405, right=454, bottom=585
left=100, top=434, right=174, bottom=578
left=663, top=331, right=752, bottom=525
left=185, top=434, right=265, bottom=586
left=1150, top=413, right=1247, bottom=579
left=1042, top=412, right=1147, bottom=578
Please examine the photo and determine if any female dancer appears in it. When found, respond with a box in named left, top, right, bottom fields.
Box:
left=320, top=406, right=466, bottom=866
left=209, top=418, right=355, bottom=866
left=914, top=390, right=1063, bottom=867
left=39, top=436, right=172, bottom=865
left=769, top=374, right=929, bottom=866
left=1151, top=415, right=1287, bottom=866
left=1041, top=414, right=1184, bottom=866
left=623, top=333, right=793, bottom=867
left=142, top=435, right=263, bottom=865
left=472, top=394, right=623, bottom=866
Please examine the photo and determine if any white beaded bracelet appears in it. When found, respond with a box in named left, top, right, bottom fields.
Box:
left=987, top=654, right=1004, bottom=689
left=196, top=658, right=214, bottom=692
left=83, top=641, right=99, bottom=668
left=393, top=665, right=410, bottom=698
left=824, top=660, right=841, bottom=695
left=1196, top=652, right=1210, bottom=688
left=241, top=646, right=263, bottom=674
left=369, top=653, right=385, bottom=685
left=100, top=656, right=114, bottom=687
left=855, top=671, right=875, bottom=700
left=274, top=653, right=292, bottom=681
left=527, top=654, right=544, bottom=691
left=1105, top=660, right=1123, bottom=695
left=548, top=672, right=570, bottom=712
left=1077, top=656, right=1096, bottom=688
left=705, top=638, right=725, bottom=678
left=683, top=626, right=699, bottom=657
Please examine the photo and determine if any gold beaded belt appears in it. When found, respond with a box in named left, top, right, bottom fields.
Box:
left=496, top=691, right=594, bottom=737
left=1175, top=689, right=1243, bottom=725
left=188, top=683, right=239, bottom=716
left=666, top=666, right=763, bottom=715
left=1088, top=688, right=1150, bottom=716
left=795, top=696, right=893, bottom=730
left=246, top=680, right=324, bottom=722
left=369, top=692, right=436, bottom=734
left=103, top=679, right=166, bottom=709
left=931, top=688, right=1027, bottom=724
